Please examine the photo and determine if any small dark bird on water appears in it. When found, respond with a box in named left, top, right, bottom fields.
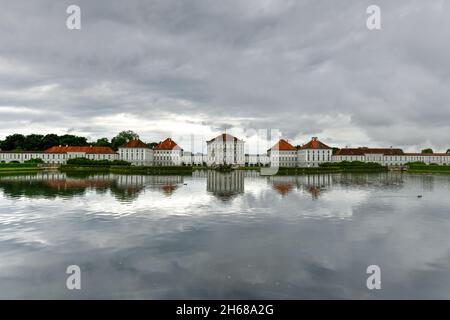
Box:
left=417, top=195, right=422, bottom=198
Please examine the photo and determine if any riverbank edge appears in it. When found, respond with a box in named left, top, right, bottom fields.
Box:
left=405, top=164, right=450, bottom=174
left=59, top=165, right=194, bottom=175
left=0, top=164, right=43, bottom=173
left=58, top=165, right=389, bottom=175
left=6, top=164, right=450, bottom=175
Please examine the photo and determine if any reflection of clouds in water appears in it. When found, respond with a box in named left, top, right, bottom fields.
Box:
left=1, top=173, right=450, bottom=298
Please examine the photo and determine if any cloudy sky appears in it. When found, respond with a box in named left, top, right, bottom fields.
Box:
left=0, top=0, right=449, bottom=153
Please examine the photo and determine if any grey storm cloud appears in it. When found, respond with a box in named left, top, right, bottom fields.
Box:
left=0, top=0, right=449, bottom=151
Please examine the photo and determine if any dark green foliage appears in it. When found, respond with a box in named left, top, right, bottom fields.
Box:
left=59, top=134, right=88, bottom=147
left=1, top=134, right=26, bottom=150
left=319, top=161, right=384, bottom=168
left=40, top=134, right=60, bottom=150
left=66, top=158, right=131, bottom=166
left=407, top=163, right=450, bottom=173
left=0, top=131, right=145, bottom=151
left=0, top=163, right=38, bottom=168
left=94, top=137, right=112, bottom=148
left=405, top=161, right=426, bottom=166
left=110, top=165, right=193, bottom=175
left=111, top=131, right=140, bottom=150
left=23, top=134, right=44, bottom=151
left=0, top=133, right=89, bottom=151
left=24, top=158, right=45, bottom=164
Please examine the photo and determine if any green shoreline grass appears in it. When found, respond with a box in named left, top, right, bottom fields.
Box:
left=33, top=164, right=389, bottom=175
left=406, top=164, right=450, bottom=174
left=406, top=165, right=450, bottom=173
left=110, top=165, right=193, bottom=175
left=59, top=165, right=194, bottom=175
left=0, top=163, right=43, bottom=173
left=4, top=163, right=450, bottom=175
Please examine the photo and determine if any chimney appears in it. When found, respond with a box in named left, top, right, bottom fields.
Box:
left=312, top=137, right=318, bottom=141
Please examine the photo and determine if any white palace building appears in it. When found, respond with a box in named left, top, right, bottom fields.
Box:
left=1, top=134, right=449, bottom=167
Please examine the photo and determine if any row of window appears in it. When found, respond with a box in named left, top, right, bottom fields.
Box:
left=336, top=156, right=450, bottom=162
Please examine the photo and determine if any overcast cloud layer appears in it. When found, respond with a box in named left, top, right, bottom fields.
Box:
left=0, top=0, right=449, bottom=152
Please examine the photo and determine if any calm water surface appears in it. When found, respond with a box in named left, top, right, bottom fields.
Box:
left=0, top=170, right=449, bottom=299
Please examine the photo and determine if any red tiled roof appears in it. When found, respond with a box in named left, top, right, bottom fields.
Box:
left=45, top=146, right=116, bottom=154
left=335, top=148, right=404, bottom=156
left=207, top=133, right=242, bottom=143
left=299, top=137, right=332, bottom=150
left=270, top=139, right=296, bottom=151
left=155, top=138, right=181, bottom=150
left=119, top=139, right=149, bottom=149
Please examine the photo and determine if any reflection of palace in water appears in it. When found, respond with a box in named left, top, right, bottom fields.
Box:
left=206, top=170, right=244, bottom=201
left=0, top=171, right=408, bottom=202
left=269, top=174, right=334, bottom=198
left=114, top=174, right=184, bottom=196
left=267, top=172, right=405, bottom=198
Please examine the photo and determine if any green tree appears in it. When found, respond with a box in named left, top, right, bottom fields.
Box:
left=2, top=134, right=26, bottom=150
left=59, top=134, right=88, bottom=146
left=111, top=131, right=139, bottom=150
left=148, top=142, right=158, bottom=149
left=23, top=134, right=44, bottom=151
left=95, top=137, right=112, bottom=147
left=41, top=134, right=60, bottom=150
left=447, top=149, right=450, bottom=153
left=421, top=148, right=433, bottom=154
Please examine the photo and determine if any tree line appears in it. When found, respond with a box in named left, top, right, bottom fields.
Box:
left=0, top=130, right=159, bottom=151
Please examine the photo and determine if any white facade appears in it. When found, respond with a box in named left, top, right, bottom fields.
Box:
left=245, top=154, right=270, bottom=166
left=269, top=150, right=298, bottom=167
left=153, top=138, right=183, bottom=166
left=332, top=151, right=450, bottom=166
left=298, top=149, right=333, bottom=167
left=207, top=134, right=245, bottom=166
left=0, top=147, right=118, bottom=165
left=154, top=149, right=182, bottom=166
left=0, top=152, right=45, bottom=163
left=266, top=137, right=332, bottom=168
left=118, top=140, right=153, bottom=166
left=118, top=148, right=153, bottom=166
left=193, top=153, right=207, bottom=166
left=297, top=138, right=333, bottom=167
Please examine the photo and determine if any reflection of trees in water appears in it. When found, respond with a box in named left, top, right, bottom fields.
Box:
left=0, top=173, right=88, bottom=199
left=0, top=172, right=185, bottom=201
left=207, top=170, right=244, bottom=201
left=0, top=171, right=412, bottom=202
